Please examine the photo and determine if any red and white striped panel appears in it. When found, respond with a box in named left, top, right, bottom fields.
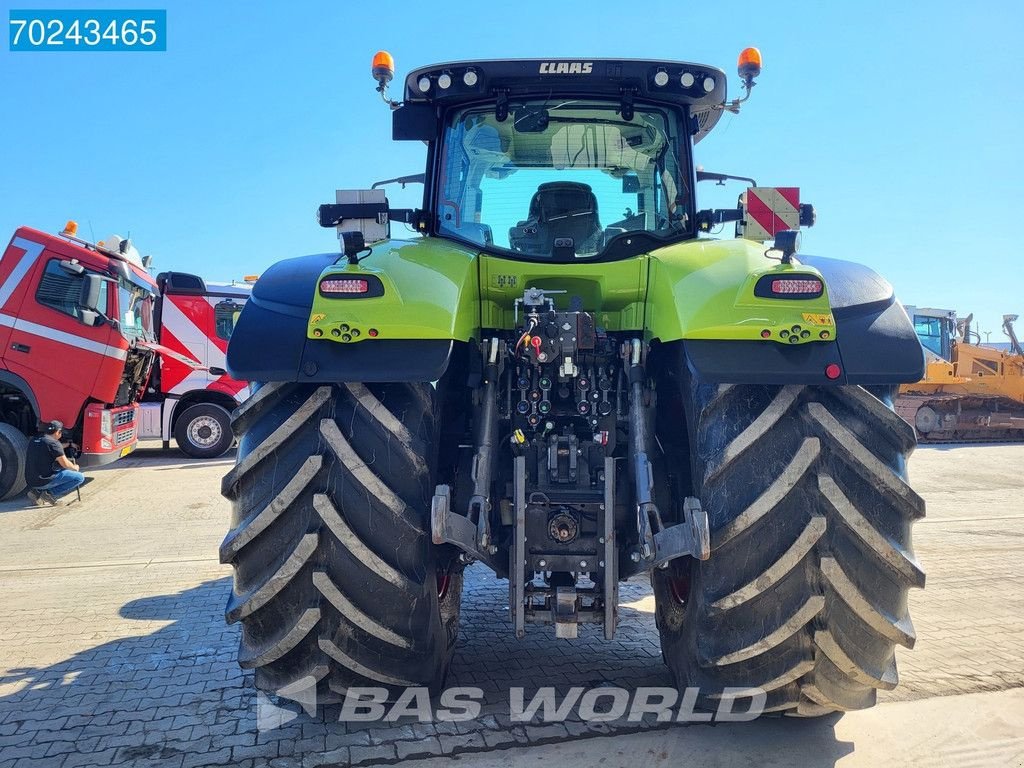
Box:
left=740, top=187, right=800, bottom=241
left=160, top=294, right=248, bottom=400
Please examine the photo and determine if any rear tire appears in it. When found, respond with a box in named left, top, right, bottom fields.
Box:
left=220, top=381, right=462, bottom=704
left=0, top=423, right=29, bottom=500
left=653, top=376, right=925, bottom=716
left=175, top=403, right=234, bottom=459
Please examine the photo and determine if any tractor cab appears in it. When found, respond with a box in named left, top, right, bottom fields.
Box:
left=397, top=58, right=727, bottom=262
left=317, top=51, right=803, bottom=264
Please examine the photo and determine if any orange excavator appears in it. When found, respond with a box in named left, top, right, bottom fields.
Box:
left=897, top=307, right=1024, bottom=442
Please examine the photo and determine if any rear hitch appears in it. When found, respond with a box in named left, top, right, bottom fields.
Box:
left=430, top=338, right=506, bottom=574
left=625, top=339, right=659, bottom=560
left=651, top=496, right=711, bottom=566
left=625, top=339, right=710, bottom=567
left=430, top=484, right=503, bottom=574
left=468, top=338, right=502, bottom=553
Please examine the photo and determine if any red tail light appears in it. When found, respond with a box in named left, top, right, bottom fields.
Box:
left=770, top=278, right=823, bottom=295
left=754, top=274, right=824, bottom=299
left=319, top=278, right=369, bottom=294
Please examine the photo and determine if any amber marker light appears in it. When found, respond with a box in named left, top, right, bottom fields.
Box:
left=738, top=47, right=762, bottom=81
left=372, top=50, right=395, bottom=86
left=61, top=220, right=78, bottom=237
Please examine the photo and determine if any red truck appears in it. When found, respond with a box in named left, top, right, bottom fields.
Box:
left=0, top=224, right=160, bottom=498
left=138, top=273, right=251, bottom=458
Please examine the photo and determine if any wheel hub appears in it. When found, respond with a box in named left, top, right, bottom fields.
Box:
left=188, top=416, right=222, bottom=448
left=915, top=406, right=939, bottom=434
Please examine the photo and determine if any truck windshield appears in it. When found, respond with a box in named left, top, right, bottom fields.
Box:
left=437, top=100, right=691, bottom=260
left=118, top=279, right=155, bottom=342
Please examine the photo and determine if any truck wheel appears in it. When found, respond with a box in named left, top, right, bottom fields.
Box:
left=0, top=423, right=29, bottom=500
left=174, top=403, right=234, bottom=459
left=220, top=382, right=461, bottom=704
left=652, top=378, right=925, bottom=715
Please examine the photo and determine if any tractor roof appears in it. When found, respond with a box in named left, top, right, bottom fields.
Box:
left=403, top=58, right=728, bottom=143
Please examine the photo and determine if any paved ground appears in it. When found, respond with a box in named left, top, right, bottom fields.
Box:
left=0, top=441, right=1021, bottom=767
left=393, top=688, right=1024, bottom=768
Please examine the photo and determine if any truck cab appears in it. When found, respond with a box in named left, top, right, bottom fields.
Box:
left=0, top=224, right=158, bottom=498
left=137, top=272, right=251, bottom=458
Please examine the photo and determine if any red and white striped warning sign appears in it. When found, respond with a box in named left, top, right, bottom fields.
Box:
left=741, top=187, right=800, bottom=241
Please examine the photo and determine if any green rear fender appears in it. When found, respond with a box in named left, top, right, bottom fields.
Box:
left=647, top=238, right=925, bottom=386
left=646, top=238, right=836, bottom=344
left=226, top=241, right=480, bottom=383
left=308, top=239, right=480, bottom=343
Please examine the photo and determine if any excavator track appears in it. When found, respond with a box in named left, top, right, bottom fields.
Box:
left=896, top=393, right=1024, bottom=444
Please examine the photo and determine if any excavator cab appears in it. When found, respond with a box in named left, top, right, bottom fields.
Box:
left=907, top=306, right=957, bottom=361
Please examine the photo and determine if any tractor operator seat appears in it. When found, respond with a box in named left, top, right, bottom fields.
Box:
left=509, top=182, right=603, bottom=258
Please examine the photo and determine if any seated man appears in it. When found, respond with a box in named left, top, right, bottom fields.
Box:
left=26, top=420, right=87, bottom=506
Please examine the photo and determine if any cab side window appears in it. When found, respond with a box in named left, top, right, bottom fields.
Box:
left=913, top=317, right=944, bottom=357
left=35, top=260, right=108, bottom=322
left=214, top=300, right=242, bottom=341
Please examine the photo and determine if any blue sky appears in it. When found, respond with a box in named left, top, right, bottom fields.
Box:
left=1, top=0, right=1021, bottom=340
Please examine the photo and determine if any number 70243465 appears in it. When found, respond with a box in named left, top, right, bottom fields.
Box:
left=9, top=10, right=166, bottom=52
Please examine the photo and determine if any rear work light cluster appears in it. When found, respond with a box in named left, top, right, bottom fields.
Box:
left=319, top=278, right=369, bottom=294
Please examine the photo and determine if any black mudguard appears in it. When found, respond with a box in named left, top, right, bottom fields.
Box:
left=682, top=255, right=926, bottom=385
left=226, top=253, right=454, bottom=383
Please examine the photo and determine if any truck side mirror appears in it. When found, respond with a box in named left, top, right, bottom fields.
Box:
left=79, top=274, right=103, bottom=313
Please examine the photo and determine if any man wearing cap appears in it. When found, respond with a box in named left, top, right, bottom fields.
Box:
left=25, top=420, right=87, bottom=506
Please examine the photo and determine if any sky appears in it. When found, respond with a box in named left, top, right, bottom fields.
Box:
left=1, top=0, right=1021, bottom=341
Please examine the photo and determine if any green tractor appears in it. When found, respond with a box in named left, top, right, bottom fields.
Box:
left=220, top=49, right=926, bottom=716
